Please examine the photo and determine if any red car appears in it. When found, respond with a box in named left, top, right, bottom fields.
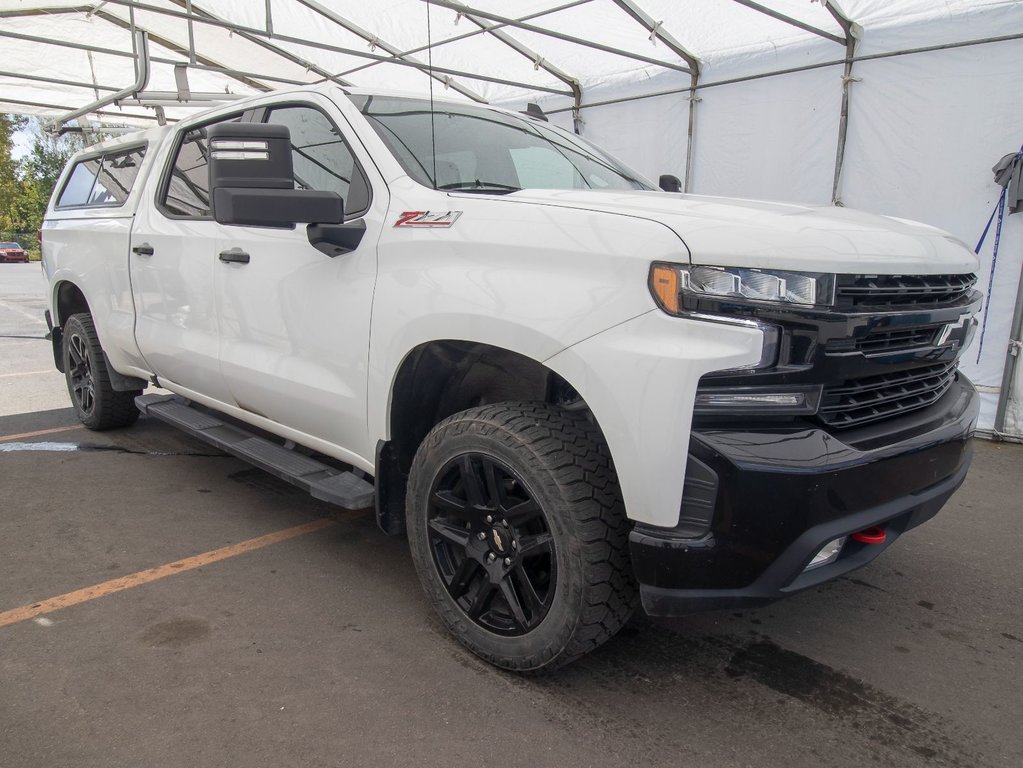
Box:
left=0, top=242, right=30, bottom=263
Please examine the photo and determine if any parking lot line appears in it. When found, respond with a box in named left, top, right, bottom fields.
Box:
left=0, top=424, right=83, bottom=442
left=0, top=518, right=336, bottom=628
left=0, top=369, right=53, bottom=378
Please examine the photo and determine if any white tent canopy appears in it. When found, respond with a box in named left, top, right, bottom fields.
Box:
left=2, top=0, right=1022, bottom=435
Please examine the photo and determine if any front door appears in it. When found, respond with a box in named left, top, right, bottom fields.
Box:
left=213, top=98, right=384, bottom=465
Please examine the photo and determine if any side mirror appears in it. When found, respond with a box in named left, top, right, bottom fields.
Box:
left=658, top=174, right=682, bottom=193
left=207, top=122, right=343, bottom=228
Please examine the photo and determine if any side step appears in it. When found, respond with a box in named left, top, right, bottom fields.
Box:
left=135, top=394, right=375, bottom=510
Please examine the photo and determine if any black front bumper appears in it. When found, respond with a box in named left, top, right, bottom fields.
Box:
left=631, top=375, right=978, bottom=616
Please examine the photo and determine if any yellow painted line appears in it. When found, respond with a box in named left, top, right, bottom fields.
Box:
left=0, top=424, right=83, bottom=442
left=0, top=518, right=336, bottom=628
left=0, top=369, right=54, bottom=379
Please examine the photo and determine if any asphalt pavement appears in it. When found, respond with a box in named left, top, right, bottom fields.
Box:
left=1, top=261, right=1021, bottom=768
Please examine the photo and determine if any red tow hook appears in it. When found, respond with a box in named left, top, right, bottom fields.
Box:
left=851, top=526, right=887, bottom=545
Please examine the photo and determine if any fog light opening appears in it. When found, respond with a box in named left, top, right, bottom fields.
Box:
left=852, top=526, right=887, bottom=545
left=805, top=536, right=846, bottom=571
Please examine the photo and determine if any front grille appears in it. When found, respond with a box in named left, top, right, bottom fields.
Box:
left=854, top=325, right=939, bottom=354
left=818, top=361, right=958, bottom=429
left=836, top=274, right=976, bottom=309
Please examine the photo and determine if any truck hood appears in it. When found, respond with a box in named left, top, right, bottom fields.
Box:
left=492, top=189, right=978, bottom=275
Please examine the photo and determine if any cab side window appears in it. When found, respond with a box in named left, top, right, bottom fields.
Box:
left=161, top=115, right=241, bottom=217
left=264, top=106, right=370, bottom=217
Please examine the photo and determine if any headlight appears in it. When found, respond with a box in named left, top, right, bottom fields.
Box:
left=650, top=263, right=836, bottom=312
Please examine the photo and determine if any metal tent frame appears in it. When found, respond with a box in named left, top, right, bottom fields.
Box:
left=0, top=0, right=1017, bottom=198
left=0, top=0, right=854, bottom=190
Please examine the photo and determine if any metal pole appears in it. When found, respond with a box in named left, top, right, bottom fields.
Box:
left=49, top=29, right=151, bottom=130
left=335, top=0, right=593, bottom=79
left=730, top=0, right=846, bottom=46
left=994, top=258, right=1023, bottom=435
left=185, top=0, right=196, bottom=64
left=92, top=0, right=572, bottom=95
left=543, top=31, right=1023, bottom=115
left=425, top=0, right=693, bottom=74
left=292, top=0, right=488, bottom=103
left=684, top=72, right=699, bottom=192
left=825, top=1, right=859, bottom=205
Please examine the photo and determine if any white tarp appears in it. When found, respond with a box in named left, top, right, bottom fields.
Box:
left=1, top=0, right=1022, bottom=433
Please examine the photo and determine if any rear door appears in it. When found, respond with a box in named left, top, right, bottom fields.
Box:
left=212, top=95, right=385, bottom=463
left=131, top=112, right=245, bottom=404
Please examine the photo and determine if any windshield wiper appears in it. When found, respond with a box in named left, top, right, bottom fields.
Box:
left=439, top=180, right=521, bottom=194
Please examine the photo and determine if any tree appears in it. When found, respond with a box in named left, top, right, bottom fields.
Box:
left=0, top=113, right=27, bottom=231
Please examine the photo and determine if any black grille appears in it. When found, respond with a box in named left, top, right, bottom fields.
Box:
left=836, top=274, right=977, bottom=308
left=818, top=362, right=958, bottom=429
left=854, top=325, right=939, bottom=354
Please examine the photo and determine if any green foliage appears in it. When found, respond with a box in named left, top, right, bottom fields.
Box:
left=0, top=115, right=87, bottom=239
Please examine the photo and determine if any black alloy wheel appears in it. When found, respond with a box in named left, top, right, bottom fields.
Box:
left=66, top=328, right=96, bottom=417
left=62, top=313, right=142, bottom=430
left=406, top=402, right=636, bottom=671
left=427, top=453, right=556, bottom=636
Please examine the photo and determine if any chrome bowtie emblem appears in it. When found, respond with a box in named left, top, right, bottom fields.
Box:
left=491, top=529, right=505, bottom=552
left=936, top=315, right=970, bottom=347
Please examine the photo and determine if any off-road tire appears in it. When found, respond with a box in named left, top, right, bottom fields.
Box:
left=62, top=313, right=141, bottom=430
left=406, top=402, right=636, bottom=672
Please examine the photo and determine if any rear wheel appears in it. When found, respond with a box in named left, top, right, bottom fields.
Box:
left=62, top=313, right=141, bottom=430
left=406, top=402, right=636, bottom=671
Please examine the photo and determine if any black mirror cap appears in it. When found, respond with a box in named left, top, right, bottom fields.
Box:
left=659, top=174, right=683, bottom=193
left=213, top=187, right=344, bottom=229
left=207, top=122, right=295, bottom=190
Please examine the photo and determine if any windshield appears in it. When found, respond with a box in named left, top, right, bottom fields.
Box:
left=352, top=95, right=653, bottom=193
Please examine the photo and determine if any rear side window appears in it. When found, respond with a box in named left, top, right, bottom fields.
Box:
left=56, top=147, right=146, bottom=209
left=161, top=114, right=242, bottom=218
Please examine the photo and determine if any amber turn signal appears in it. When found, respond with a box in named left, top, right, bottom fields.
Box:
left=650, top=264, right=680, bottom=314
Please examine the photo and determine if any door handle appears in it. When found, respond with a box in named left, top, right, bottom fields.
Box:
left=218, top=248, right=250, bottom=264
left=132, top=243, right=154, bottom=256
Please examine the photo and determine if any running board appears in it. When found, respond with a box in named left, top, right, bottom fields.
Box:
left=135, top=394, right=374, bottom=510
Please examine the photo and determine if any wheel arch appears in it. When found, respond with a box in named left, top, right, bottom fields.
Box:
left=48, top=280, right=92, bottom=373
left=373, top=339, right=594, bottom=536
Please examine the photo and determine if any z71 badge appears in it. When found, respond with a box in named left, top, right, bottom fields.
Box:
left=393, top=211, right=463, bottom=228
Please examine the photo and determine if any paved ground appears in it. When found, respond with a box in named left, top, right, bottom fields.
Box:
left=1, top=261, right=1021, bottom=768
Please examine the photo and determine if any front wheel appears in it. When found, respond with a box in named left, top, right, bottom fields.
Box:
left=406, top=402, right=636, bottom=671
left=62, top=313, right=141, bottom=430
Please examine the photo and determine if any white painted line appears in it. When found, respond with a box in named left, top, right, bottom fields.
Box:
left=33, top=617, right=54, bottom=627
left=0, top=299, right=45, bottom=323
left=0, top=370, right=53, bottom=379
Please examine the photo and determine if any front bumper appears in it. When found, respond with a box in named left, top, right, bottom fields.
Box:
left=630, top=374, right=978, bottom=616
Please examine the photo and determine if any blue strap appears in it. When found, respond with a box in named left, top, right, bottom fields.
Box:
left=975, top=188, right=1008, bottom=363
left=974, top=142, right=1023, bottom=364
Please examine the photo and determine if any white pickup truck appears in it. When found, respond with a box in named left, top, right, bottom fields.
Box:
left=42, top=85, right=980, bottom=671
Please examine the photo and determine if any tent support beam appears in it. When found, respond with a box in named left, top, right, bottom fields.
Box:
left=94, top=8, right=273, bottom=93
left=92, top=0, right=571, bottom=96
left=544, top=31, right=1023, bottom=114
left=425, top=0, right=694, bottom=74
left=0, top=29, right=314, bottom=87
left=291, top=0, right=487, bottom=103
left=165, top=0, right=351, bottom=88
left=611, top=0, right=700, bottom=73
left=443, top=2, right=584, bottom=129
left=0, top=96, right=162, bottom=122
left=730, top=0, right=846, bottom=46
left=994, top=259, right=1023, bottom=435
left=48, top=30, right=150, bottom=131
left=825, top=1, right=859, bottom=204
left=0, top=71, right=120, bottom=94
left=608, top=0, right=701, bottom=189
left=685, top=72, right=699, bottom=192
left=335, top=0, right=592, bottom=80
